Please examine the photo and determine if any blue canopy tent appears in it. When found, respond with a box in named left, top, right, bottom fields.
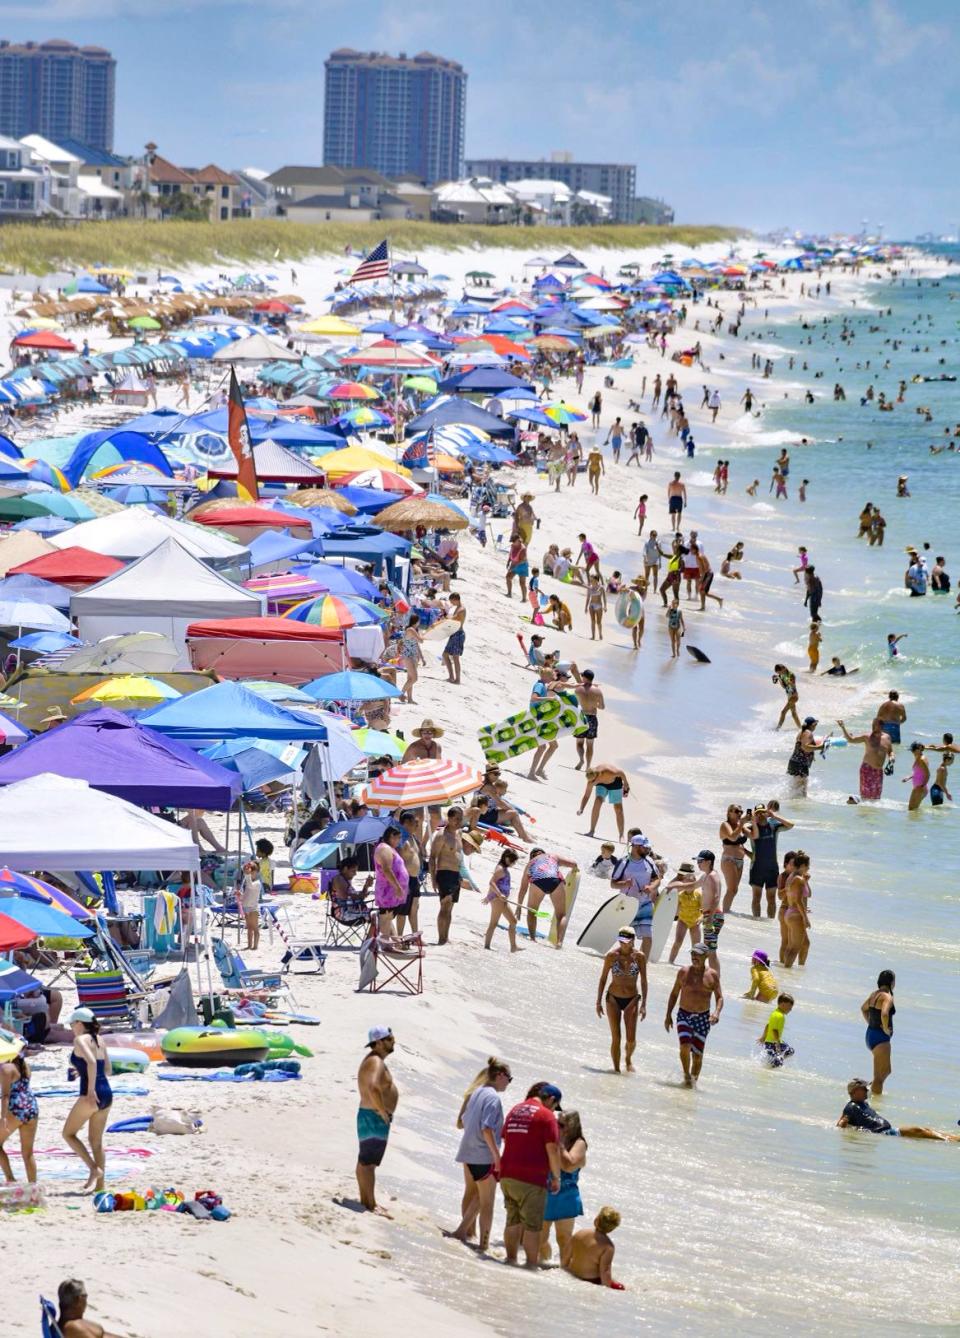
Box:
left=406, top=399, right=515, bottom=438
left=333, top=485, right=399, bottom=514
left=314, top=527, right=410, bottom=578
left=246, top=530, right=320, bottom=571
left=438, top=368, right=535, bottom=395
left=139, top=680, right=332, bottom=744
left=0, top=575, right=73, bottom=610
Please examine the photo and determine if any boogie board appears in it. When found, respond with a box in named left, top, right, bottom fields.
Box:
left=686, top=645, right=711, bottom=663
left=649, top=885, right=679, bottom=963
left=549, top=869, right=580, bottom=947
left=478, top=693, right=588, bottom=765
left=615, top=590, right=644, bottom=629
left=423, top=617, right=461, bottom=642
left=576, top=893, right=636, bottom=956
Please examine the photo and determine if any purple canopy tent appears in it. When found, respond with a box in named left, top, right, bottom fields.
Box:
left=0, top=706, right=240, bottom=809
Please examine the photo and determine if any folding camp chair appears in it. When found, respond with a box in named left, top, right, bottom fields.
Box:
left=75, top=970, right=139, bottom=1031
left=40, top=1296, right=63, bottom=1338
left=319, top=871, right=373, bottom=951
left=267, top=909, right=327, bottom=975
left=361, top=913, right=424, bottom=996
left=211, top=939, right=297, bottom=1004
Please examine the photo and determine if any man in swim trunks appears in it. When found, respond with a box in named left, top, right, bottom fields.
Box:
left=876, top=690, right=906, bottom=756
left=837, top=718, right=893, bottom=803
left=574, top=670, right=605, bottom=770
left=837, top=1079, right=960, bottom=1140
left=429, top=807, right=465, bottom=945
left=666, top=472, right=687, bottom=533
left=356, top=1025, right=398, bottom=1215
left=578, top=763, right=630, bottom=840
left=664, top=945, right=723, bottom=1086
left=57, top=1279, right=121, bottom=1338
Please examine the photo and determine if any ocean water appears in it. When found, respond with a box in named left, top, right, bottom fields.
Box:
left=387, top=258, right=960, bottom=1336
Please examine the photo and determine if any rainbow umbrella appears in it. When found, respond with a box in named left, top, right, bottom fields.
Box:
left=0, top=912, right=36, bottom=951
left=71, top=675, right=183, bottom=705
left=0, top=893, right=94, bottom=939
left=24, top=460, right=70, bottom=491
left=0, top=868, right=91, bottom=920
left=326, top=382, right=380, bottom=401
left=337, top=406, right=392, bottom=429
left=541, top=401, right=588, bottom=425
left=285, top=594, right=385, bottom=630
left=362, top=758, right=484, bottom=809
left=244, top=573, right=327, bottom=602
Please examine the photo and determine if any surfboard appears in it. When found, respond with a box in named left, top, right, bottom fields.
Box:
left=615, top=589, right=643, bottom=629
left=686, top=645, right=711, bottom=663
left=649, top=885, right=679, bottom=963
left=576, top=893, right=636, bottom=956
left=423, top=617, right=460, bottom=642
left=549, top=869, right=580, bottom=947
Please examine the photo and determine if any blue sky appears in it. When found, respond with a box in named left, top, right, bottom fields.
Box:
left=3, top=0, right=958, bottom=236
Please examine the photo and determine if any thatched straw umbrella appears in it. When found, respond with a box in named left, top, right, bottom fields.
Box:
left=285, top=488, right=357, bottom=515
left=374, top=497, right=469, bottom=533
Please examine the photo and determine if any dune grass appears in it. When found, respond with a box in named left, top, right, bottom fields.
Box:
left=0, top=219, right=740, bottom=274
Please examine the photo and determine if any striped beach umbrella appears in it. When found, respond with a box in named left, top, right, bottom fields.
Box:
left=362, top=758, right=485, bottom=809
left=326, top=382, right=380, bottom=401
left=244, top=573, right=327, bottom=602
left=337, top=468, right=421, bottom=496
left=351, top=727, right=406, bottom=760
left=0, top=911, right=37, bottom=952
left=284, top=593, right=359, bottom=630
left=0, top=867, right=91, bottom=920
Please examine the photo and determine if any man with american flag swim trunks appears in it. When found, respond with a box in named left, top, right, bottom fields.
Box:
left=664, top=946, right=724, bottom=1086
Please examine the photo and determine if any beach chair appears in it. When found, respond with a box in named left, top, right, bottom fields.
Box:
left=75, top=970, right=139, bottom=1031
left=319, top=871, right=372, bottom=951
left=361, top=913, right=424, bottom=996
left=212, top=939, right=288, bottom=994
left=40, top=1296, right=63, bottom=1337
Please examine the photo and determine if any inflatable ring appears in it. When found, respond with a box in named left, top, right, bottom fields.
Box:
left=161, top=1026, right=270, bottom=1069
left=615, top=590, right=643, bottom=629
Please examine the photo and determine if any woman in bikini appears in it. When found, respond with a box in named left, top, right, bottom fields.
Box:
left=518, top=848, right=578, bottom=949
left=595, top=927, right=647, bottom=1073
left=584, top=576, right=607, bottom=641
left=781, top=852, right=811, bottom=969
left=719, top=804, right=751, bottom=911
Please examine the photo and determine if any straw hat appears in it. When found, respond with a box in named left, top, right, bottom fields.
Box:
left=40, top=705, right=68, bottom=726
left=412, top=719, right=444, bottom=737
left=521, top=492, right=534, bottom=501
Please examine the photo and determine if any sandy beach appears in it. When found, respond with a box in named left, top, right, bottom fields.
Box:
left=3, top=241, right=959, bottom=1336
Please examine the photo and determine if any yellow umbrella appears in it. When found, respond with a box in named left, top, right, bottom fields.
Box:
left=70, top=675, right=182, bottom=706
left=320, top=444, right=411, bottom=481
left=298, top=315, right=361, bottom=336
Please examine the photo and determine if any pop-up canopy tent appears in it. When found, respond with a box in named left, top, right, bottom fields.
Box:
left=405, top=398, right=516, bottom=437
left=186, top=616, right=347, bottom=685
left=139, top=679, right=333, bottom=744
left=0, top=773, right=200, bottom=871
left=70, top=538, right=263, bottom=665
left=0, top=706, right=241, bottom=808
left=49, top=507, right=242, bottom=563
left=7, top=545, right=125, bottom=589
left=0, top=532, right=56, bottom=577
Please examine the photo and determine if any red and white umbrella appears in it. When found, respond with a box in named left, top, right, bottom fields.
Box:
left=362, top=758, right=484, bottom=809
left=339, top=468, right=422, bottom=496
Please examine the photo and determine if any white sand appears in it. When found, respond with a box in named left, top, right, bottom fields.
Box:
left=0, top=242, right=931, bottom=1335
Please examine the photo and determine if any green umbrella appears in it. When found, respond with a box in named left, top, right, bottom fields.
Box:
left=0, top=491, right=94, bottom=521
left=402, top=375, right=438, bottom=393
left=128, top=315, right=162, bottom=330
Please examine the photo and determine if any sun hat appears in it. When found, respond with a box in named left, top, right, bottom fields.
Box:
left=40, top=705, right=68, bottom=724
left=847, top=1077, right=869, bottom=1096
left=751, top=950, right=770, bottom=966
left=69, top=1006, right=95, bottom=1023
left=677, top=862, right=695, bottom=874
left=367, top=1026, right=393, bottom=1046
left=412, top=719, right=443, bottom=737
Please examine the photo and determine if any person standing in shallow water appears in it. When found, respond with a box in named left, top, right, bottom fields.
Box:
left=664, top=945, right=723, bottom=1086
left=862, top=969, right=896, bottom=1095
left=837, top=718, right=892, bottom=803
left=595, top=927, right=647, bottom=1073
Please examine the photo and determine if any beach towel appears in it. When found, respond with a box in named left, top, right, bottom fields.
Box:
left=35, top=1084, right=150, bottom=1099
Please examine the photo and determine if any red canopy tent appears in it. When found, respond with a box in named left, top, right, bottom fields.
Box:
left=7, top=546, right=125, bottom=589
left=11, top=331, right=77, bottom=352
left=186, top=616, right=348, bottom=685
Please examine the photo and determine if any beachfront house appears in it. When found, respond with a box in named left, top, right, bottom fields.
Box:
left=136, top=150, right=241, bottom=221
left=432, top=176, right=516, bottom=224
left=266, top=164, right=424, bottom=221
left=0, top=133, right=49, bottom=217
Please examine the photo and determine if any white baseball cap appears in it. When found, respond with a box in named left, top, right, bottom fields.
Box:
left=367, top=1025, right=393, bottom=1045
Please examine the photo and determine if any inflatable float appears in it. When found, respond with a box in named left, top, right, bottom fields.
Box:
left=161, top=1027, right=270, bottom=1069
left=104, top=1047, right=150, bottom=1074
left=615, top=589, right=644, bottom=629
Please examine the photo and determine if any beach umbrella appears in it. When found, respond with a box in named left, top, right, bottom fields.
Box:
left=402, top=376, right=439, bottom=394
left=12, top=516, right=73, bottom=535
left=0, top=709, right=30, bottom=746
left=374, top=497, right=470, bottom=532
left=285, top=594, right=383, bottom=630
left=0, top=957, right=43, bottom=1003
left=24, top=460, right=70, bottom=491
left=529, top=334, right=577, bottom=352
left=319, top=444, right=411, bottom=481
left=238, top=680, right=316, bottom=705
left=326, top=382, right=380, bottom=401
left=0, top=491, right=94, bottom=522
left=351, top=727, right=406, bottom=760
left=0, top=868, right=91, bottom=919
left=285, top=488, right=357, bottom=515
left=362, top=758, right=484, bottom=809
left=243, top=573, right=328, bottom=604
left=0, top=911, right=37, bottom=952
left=301, top=670, right=402, bottom=702
left=201, top=738, right=306, bottom=791
left=337, top=468, right=421, bottom=496
left=11, top=330, right=76, bottom=351
left=255, top=299, right=293, bottom=314
left=312, top=814, right=390, bottom=846
left=296, top=563, right=380, bottom=600
left=70, top=675, right=183, bottom=706
left=55, top=632, right=180, bottom=675
left=8, top=631, right=82, bottom=652
left=128, top=316, right=162, bottom=330
left=298, top=316, right=361, bottom=336
left=337, top=406, right=392, bottom=430
left=0, top=894, right=94, bottom=939
left=0, top=599, right=71, bottom=633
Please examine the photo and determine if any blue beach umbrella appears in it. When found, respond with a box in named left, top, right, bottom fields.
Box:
left=301, top=670, right=402, bottom=702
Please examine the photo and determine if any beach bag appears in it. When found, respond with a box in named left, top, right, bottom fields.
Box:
left=151, top=1106, right=203, bottom=1135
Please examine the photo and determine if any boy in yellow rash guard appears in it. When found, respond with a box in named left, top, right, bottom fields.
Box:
left=743, top=949, right=779, bottom=1002
left=759, top=992, right=795, bottom=1067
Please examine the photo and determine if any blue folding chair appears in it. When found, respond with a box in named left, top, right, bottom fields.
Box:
left=40, top=1296, right=63, bottom=1337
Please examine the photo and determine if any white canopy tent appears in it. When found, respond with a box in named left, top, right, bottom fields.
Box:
left=49, top=508, right=243, bottom=562
left=0, top=773, right=199, bottom=870
left=71, top=537, right=263, bottom=666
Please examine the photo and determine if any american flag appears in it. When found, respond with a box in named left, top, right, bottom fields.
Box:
left=348, top=240, right=390, bottom=284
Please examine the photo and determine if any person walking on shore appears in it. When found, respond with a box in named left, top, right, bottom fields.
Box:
left=595, top=927, right=647, bottom=1072
left=665, top=945, right=723, bottom=1086
left=518, top=848, right=577, bottom=947
left=574, top=670, right=605, bottom=769
left=429, top=807, right=465, bottom=945
left=441, top=593, right=466, bottom=685
left=837, top=718, right=893, bottom=802
left=605, top=417, right=624, bottom=463
left=578, top=763, right=629, bottom=840
left=642, top=531, right=667, bottom=591
left=773, top=664, right=801, bottom=730
left=862, top=969, right=896, bottom=1095
left=451, top=1057, right=512, bottom=1251
left=586, top=445, right=604, bottom=495
left=500, top=1082, right=562, bottom=1269
left=590, top=392, right=602, bottom=429
left=667, top=472, right=687, bottom=533
left=356, top=1026, right=398, bottom=1216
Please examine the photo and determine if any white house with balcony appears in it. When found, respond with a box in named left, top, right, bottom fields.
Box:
left=0, top=134, right=49, bottom=217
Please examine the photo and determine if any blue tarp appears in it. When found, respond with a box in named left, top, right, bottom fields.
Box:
left=139, top=681, right=331, bottom=743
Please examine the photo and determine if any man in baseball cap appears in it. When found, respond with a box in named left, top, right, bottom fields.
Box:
left=356, top=1026, right=397, bottom=1214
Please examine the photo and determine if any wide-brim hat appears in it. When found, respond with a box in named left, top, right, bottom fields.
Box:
left=412, top=719, right=444, bottom=737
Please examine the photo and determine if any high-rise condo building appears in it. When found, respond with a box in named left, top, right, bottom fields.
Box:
left=0, top=39, right=115, bottom=152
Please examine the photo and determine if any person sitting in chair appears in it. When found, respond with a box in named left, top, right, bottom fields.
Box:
left=56, top=1278, right=120, bottom=1337
left=330, top=857, right=373, bottom=925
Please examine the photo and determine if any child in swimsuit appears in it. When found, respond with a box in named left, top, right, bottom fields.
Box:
left=483, top=851, right=520, bottom=952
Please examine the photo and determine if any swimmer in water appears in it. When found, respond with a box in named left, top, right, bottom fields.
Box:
left=887, top=632, right=907, bottom=658
left=746, top=479, right=759, bottom=497
left=902, top=741, right=930, bottom=811
left=927, top=733, right=956, bottom=806
left=821, top=656, right=859, bottom=676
